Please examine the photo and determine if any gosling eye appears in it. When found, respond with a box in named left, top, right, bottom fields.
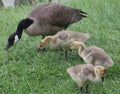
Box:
left=40, top=44, right=43, bottom=47
left=100, top=71, right=105, bottom=76
left=39, top=42, right=44, bottom=48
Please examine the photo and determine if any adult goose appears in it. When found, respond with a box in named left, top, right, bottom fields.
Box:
left=4, top=4, right=87, bottom=50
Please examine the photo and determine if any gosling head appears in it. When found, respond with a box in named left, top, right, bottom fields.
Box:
left=95, top=66, right=106, bottom=82
left=39, top=40, right=47, bottom=49
left=70, top=41, right=85, bottom=49
left=71, top=41, right=81, bottom=49
left=39, top=36, right=53, bottom=49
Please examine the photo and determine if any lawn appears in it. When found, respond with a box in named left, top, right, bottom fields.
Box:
left=0, top=0, right=120, bottom=94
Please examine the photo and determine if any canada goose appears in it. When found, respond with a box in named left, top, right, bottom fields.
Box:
left=4, top=4, right=87, bottom=50
left=39, top=30, right=89, bottom=61
left=71, top=41, right=114, bottom=69
left=67, top=64, right=106, bottom=94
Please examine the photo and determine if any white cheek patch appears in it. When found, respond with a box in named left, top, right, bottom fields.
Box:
left=14, top=35, right=19, bottom=43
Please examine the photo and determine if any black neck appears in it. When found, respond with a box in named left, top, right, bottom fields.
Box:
left=15, top=23, right=23, bottom=39
left=15, top=18, right=34, bottom=39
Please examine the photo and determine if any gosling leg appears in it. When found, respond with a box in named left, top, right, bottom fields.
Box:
left=80, top=87, right=83, bottom=94
left=64, top=50, right=68, bottom=61
left=85, top=84, right=89, bottom=94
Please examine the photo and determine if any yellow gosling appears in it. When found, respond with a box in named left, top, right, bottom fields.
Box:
left=71, top=41, right=114, bottom=69
left=67, top=64, right=106, bottom=94
left=39, top=30, right=89, bottom=61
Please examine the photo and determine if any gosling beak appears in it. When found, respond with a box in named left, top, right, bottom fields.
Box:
left=37, top=48, right=46, bottom=52
left=101, top=77, right=104, bottom=82
left=4, top=41, right=13, bottom=50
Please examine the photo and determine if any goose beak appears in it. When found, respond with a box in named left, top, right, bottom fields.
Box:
left=4, top=41, right=13, bottom=50
left=101, top=77, right=104, bottom=82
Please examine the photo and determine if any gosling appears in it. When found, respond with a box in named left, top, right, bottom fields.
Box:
left=71, top=41, right=114, bottom=69
left=39, top=30, right=89, bottom=61
left=67, top=64, right=106, bottom=94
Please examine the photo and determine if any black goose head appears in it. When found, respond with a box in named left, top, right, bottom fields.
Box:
left=4, top=18, right=34, bottom=50
left=4, top=32, right=19, bottom=50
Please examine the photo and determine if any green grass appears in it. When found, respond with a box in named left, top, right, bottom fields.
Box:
left=0, top=0, right=120, bottom=94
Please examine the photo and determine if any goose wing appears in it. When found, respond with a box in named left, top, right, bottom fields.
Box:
left=46, top=4, right=87, bottom=28
left=28, top=4, right=87, bottom=28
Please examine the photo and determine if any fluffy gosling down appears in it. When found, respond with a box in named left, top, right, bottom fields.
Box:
left=71, top=41, right=114, bottom=69
left=38, top=30, right=89, bottom=61
left=67, top=64, right=106, bottom=94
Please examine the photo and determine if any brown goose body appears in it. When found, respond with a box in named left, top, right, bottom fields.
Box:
left=25, top=4, right=87, bottom=36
